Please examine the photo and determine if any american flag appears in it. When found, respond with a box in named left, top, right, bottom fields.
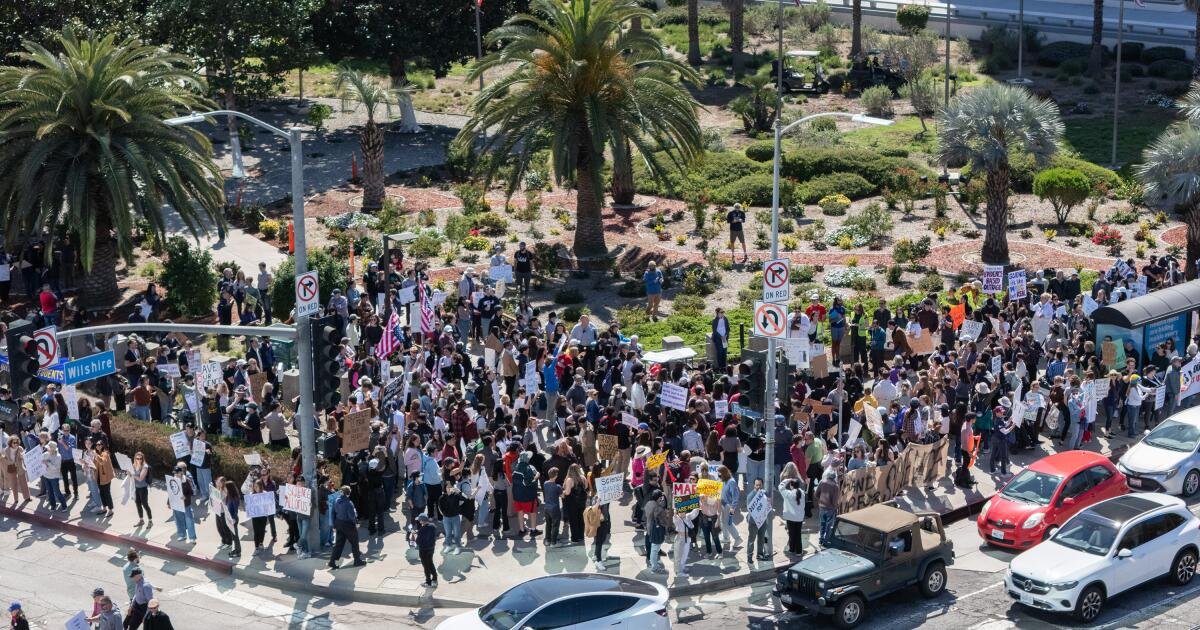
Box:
left=431, top=376, right=447, bottom=396
left=418, top=280, right=435, bottom=337
left=375, top=310, right=401, bottom=359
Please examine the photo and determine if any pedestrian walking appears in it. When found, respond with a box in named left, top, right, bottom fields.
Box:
left=328, top=485, right=365, bottom=569
left=415, top=514, right=439, bottom=587
left=815, top=470, right=840, bottom=547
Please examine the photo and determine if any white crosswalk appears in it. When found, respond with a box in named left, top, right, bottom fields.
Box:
left=168, top=582, right=343, bottom=629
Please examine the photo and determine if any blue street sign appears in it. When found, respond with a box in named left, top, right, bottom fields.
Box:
left=730, top=402, right=763, bottom=420
left=63, top=350, right=117, bottom=385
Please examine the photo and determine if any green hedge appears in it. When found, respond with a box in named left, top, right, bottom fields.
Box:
left=1117, top=42, right=1144, bottom=63
left=1038, top=41, right=1092, bottom=67
left=1142, top=46, right=1187, bottom=63
left=962, top=153, right=1121, bottom=192
left=713, top=173, right=795, bottom=206
left=633, top=150, right=768, bottom=197
left=1148, top=59, right=1192, bottom=80
left=781, top=147, right=921, bottom=189
left=795, top=172, right=876, bottom=204
left=655, top=5, right=726, bottom=26
left=744, top=141, right=776, bottom=162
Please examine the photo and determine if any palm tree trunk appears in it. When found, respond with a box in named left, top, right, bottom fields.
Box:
left=1194, top=8, right=1200, bottom=79
left=983, top=164, right=1011, bottom=265
left=612, top=140, right=635, bottom=206
left=361, top=120, right=385, bottom=212
left=851, top=0, right=863, bottom=59
left=388, top=53, right=408, bottom=88
left=631, top=16, right=642, bottom=33
left=1187, top=205, right=1200, bottom=280
left=1087, top=0, right=1105, bottom=77
left=573, top=131, right=608, bottom=259
left=687, top=0, right=702, bottom=66
left=730, top=0, right=745, bottom=75
left=78, top=222, right=121, bottom=311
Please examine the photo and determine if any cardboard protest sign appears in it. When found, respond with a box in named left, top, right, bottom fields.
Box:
left=907, top=332, right=934, bottom=355
left=696, top=478, right=722, bottom=497
left=661, top=382, right=688, bottom=411
left=645, top=451, right=668, bottom=470
left=340, top=409, right=373, bottom=453
left=597, top=434, right=618, bottom=460
left=169, top=431, right=191, bottom=459
left=595, top=473, right=623, bottom=504
left=837, top=437, right=948, bottom=513
left=1102, top=341, right=1118, bottom=369
left=244, top=491, right=277, bottom=518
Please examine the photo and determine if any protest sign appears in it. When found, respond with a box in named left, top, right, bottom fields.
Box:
left=280, top=485, right=313, bottom=514
left=958, top=320, right=983, bottom=342
left=674, top=494, right=700, bottom=513
left=190, top=439, right=206, bottom=467
left=165, top=475, right=185, bottom=512
left=169, top=431, right=191, bottom=459
left=115, top=452, right=134, bottom=474
left=489, top=264, right=514, bottom=283
left=907, top=331, right=934, bottom=355
left=747, top=490, right=772, bottom=527
left=1008, top=270, right=1027, bottom=300
left=1032, top=317, right=1050, bottom=343
left=66, top=611, right=89, bottom=630
left=197, top=361, right=223, bottom=390
left=1102, top=341, right=1118, bottom=369
left=484, top=348, right=497, bottom=370
left=597, top=434, right=618, bottom=460
left=595, top=473, right=623, bottom=504
left=1082, top=295, right=1100, bottom=317
left=862, top=404, right=885, bottom=438
left=845, top=419, right=863, bottom=446
left=949, top=303, right=966, bottom=329
left=248, top=372, right=268, bottom=400
left=783, top=337, right=810, bottom=368
left=121, top=475, right=133, bottom=505
left=157, top=363, right=182, bottom=379
left=646, top=451, right=668, bottom=470
left=1181, top=354, right=1200, bottom=401
left=63, top=384, right=80, bottom=421
left=714, top=400, right=728, bottom=419
left=23, top=446, right=45, bottom=484
left=72, top=448, right=83, bottom=462
left=661, top=382, right=688, bottom=411
left=982, top=265, right=1004, bottom=293
left=696, top=478, right=722, bottom=497
left=398, top=285, right=416, bottom=304
left=991, top=355, right=1002, bottom=375
left=1156, top=385, right=1167, bottom=410
left=340, top=409, right=373, bottom=453
left=245, top=491, right=276, bottom=518
left=810, top=352, right=828, bottom=378
left=673, top=483, right=696, bottom=496
left=186, top=349, right=202, bottom=373
left=243, top=452, right=262, bottom=466
left=621, top=413, right=639, bottom=428
left=184, top=391, right=199, bottom=413
left=837, top=438, right=948, bottom=513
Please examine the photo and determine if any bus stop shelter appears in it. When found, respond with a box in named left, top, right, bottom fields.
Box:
left=1092, top=280, right=1200, bottom=367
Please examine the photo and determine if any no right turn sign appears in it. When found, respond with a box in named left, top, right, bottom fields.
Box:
left=295, top=271, right=320, bottom=318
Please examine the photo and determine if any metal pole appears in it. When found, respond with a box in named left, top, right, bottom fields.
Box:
left=944, top=1, right=951, bottom=107
left=777, top=0, right=785, bottom=98
left=764, top=114, right=784, bottom=558
left=290, top=127, right=320, bottom=553
left=475, top=2, right=485, bottom=91
left=1111, top=0, right=1125, bottom=168
left=1017, top=0, right=1025, bottom=79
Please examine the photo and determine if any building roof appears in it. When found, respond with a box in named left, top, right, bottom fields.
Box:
left=1091, top=280, right=1200, bottom=329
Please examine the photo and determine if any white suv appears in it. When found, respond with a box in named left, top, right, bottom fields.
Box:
left=1006, top=493, right=1200, bottom=622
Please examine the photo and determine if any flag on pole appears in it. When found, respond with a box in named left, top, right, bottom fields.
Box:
left=375, top=311, right=401, bottom=359
left=418, top=280, right=435, bottom=337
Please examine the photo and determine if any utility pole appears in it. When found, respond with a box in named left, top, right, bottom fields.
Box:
left=475, top=0, right=485, bottom=91
left=1111, top=0, right=1126, bottom=168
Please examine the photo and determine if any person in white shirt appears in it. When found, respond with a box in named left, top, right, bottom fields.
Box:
left=1035, top=293, right=1055, bottom=319
left=569, top=315, right=599, bottom=346
left=871, top=377, right=898, bottom=409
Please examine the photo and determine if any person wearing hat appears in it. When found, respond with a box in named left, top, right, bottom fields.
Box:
left=125, top=567, right=155, bottom=630
left=414, top=513, right=440, bottom=587
left=141, top=599, right=174, bottom=630
left=8, top=602, right=28, bottom=630
left=1, top=434, right=30, bottom=505
left=169, top=463, right=197, bottom=543
left=726, top=203, right=747, bottom=263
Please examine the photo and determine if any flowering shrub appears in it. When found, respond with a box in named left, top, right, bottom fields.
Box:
left=824, top=225, right=871, bottom=247
left=818, top=193, right=851, bottom=216
left=1092, top=224, right=1123, bottom=255
left=824, top=266, right=875, bottom=288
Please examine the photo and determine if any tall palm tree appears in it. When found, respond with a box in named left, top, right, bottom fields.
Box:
left=936, top=83, right=1063, bottom=265
left=1138, top=82, right=1200, bottom=278
left=456, top=0, right=703, bottom=260
left=721, top=0, right=745, bottom=74
left=851, top=0, right=863, bottom=59
left=335, top=67, right=394, bottom=212
left=0, top=31, right=223, bottom=310
left=687, top=0, right=702, bottom=66
left=1087, top=0, right=1104, bottom=77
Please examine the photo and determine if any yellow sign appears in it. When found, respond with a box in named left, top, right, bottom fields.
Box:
left=696, top=478, right=722, bottom=497
left=645, top=451, right=668, bottom=470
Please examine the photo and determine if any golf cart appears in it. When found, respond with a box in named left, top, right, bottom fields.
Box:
left=770, top=50, right=830, bottom=95
left=846, top=49, right=907, bottom=96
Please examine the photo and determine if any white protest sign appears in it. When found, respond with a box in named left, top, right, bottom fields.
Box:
left=990, top=355, right=1001, bottom=375
left=431, top=290, right=447, bottom=307
left=190, top=439, right=206, bottom=467
left=280, top=484, right=312, bottom=514
left=982, top=265, right=1004, bottom=294
left=398, top=285, right=417, bottom=304
left=484, top=348, right=497, bottom=370
left=157, top=363, right=182, bottom=379
left=660, top=382, right=689, bottom=411
left=115, top=452, right=134, bottom=474
left=186, top=349, right=202, bottom=373
left=165, top=475, right=185, bottom=512
left=845, top=418, right=863, bottom=446
left=863, top=404, right=885, bottom=438
left=184, top=391, right=199, bottom=413
left=245, top=491, right=277, bottom=518
left=621, top=413, right=639, bottom=429
left=1032, top=317, right=1050, bottom=343
left=23, top=445, right=45, bottom=484
left=714, top=400, right=728, bottom=419
left=1156, top=385, right=1166, bottom=411
left=1082, top=295, right=1100, bottom=317
left=72, top=448, right=83, bottom=462
left=958, top=320, right=984, bottom=342
left=169, top=431, right=191, bottom=459
left=784, top=337, right=810, bottom=368
left=595, top=473, right=624, bottom=504
left=489, top=264, right=514, bottom=283
left=63, top=384, right=79, bottom=421
left=65, top=610, right=89, bottom=630
left=1007, top=270, right=1027, bottom=300
left=121, top=475, right=133, bottom=505
left=197, top=361, right=223, bottom=390
left=747, top=490, right=773, bottom=527
left=1010, top=401, right=1026, bottom=427
left=243, top=452, right=263, bottom=466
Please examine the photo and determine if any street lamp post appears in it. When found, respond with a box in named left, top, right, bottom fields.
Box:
left=766, top=110, right=892, bottom=555
left=165, top=110, right=319, bottom=553
left=1111, top=0, right=1126, bottom=168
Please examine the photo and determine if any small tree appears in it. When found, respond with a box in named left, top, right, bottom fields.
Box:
left=444, top=214, right=472, bottom=253
left=305, top=103, right=333, bottom=133
left=161, top=237, right=218, bottom=317
left=271, top=249, right=349, bottom=318
left=1033, top=167, right=1091, bottom=225
left=729, top=71, right=779, bottom=133
left=901, top=74, right=940, bottom=134
left=896, top=4, right=931, bottom=33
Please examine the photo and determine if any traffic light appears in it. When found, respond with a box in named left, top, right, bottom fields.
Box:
left=739, top=349, right=767, bottom=413
left=777, top=357, right=794, bottom=409
left=5, top=319, right=38, bottom=399
left=311, top=314, right=343, bottom=411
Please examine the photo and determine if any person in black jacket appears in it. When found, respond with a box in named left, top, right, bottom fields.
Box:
left=414, top=514, right=440, bottom=587
left=141, top=600, right=174, bottom=630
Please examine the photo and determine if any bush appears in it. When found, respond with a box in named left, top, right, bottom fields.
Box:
left=714, top=173, right=795, bottom=206
left=462, top=235, right=490, bottom=251
left=825, top=266, right=876, bottom=288
left=917, top=271, right=945, bottom=293
left=161, top=237, right=217, bottom=318
left=305, top=103, right=333, bottom=133
left=893, top=235, right=932, bottom=263
left=1037, top=41, right=1092, bottom=66
left=454, top=182, right=490, bottom=215
left=879, top=147, right=910, bottom=158
left=1108, top=206, right=1139, bottom=225
left=962, top=152, right=1119, bottom=193
left=795, top=172, right=875, bottom=203
left=1034, top=167, right=1091, bottom=224
left=408, top=230, right=444, bottom=258
left=673, top=293, right=706, bottom=315
left=819, top=193, right=851, bottom=216
left=1142, top=46, right=1187, bottom=63
left=554, top=288, right=585, bottom=304
left=258, top=219, right=281, bottom=240
left=860, top=85, right=895, bottom=117
left=744, top=141, right=776, bottom=162
left=1058, top=56, right=1089, bottom=75
left=896, top=4, right=931, bottom=33
left=800, top=0, right=832, bottom=30
left=791, top=264, right=817, bottom=283
left=270, top=248, right=349, bottom=317
left=1122, top=62, right=1146, bottom=78
left=885, top=264, right=903, bottom=285
left=781, top=147, right=922, bottom=190
left=1148, top=59, right=1192, bottom=80
left=842, top=201, right=893, bottom=245
left=1117, top=42, right=1144, bottom=62
left=655, top=5, right=726, bottom=27
left=562, top=305, right=588, bottom=322
left=469, top=211, right=510, bottom=236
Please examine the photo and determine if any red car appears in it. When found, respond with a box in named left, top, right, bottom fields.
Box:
left=976, top=451, right=1128, bottom=550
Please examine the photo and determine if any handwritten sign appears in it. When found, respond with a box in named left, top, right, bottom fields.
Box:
left=1032, top=317, right=1050, bottom=343
left=714, top=400, right=728, bottom=419
left=169, top=431, right=191, bottom=459
left=595, top=473, right=623, bottom=504
left=280, top=484, right=312, bottom=514
left=243, top=452, right=262, bottom=466
left=661, top=382, right=688, bottom=411
left=23, top=445, right=45, bottom=484
left=63, top=384, right=79, bottom=420
left=673, top=483, right=696, bottom=496
left=248, top=372, right=268, bottom=400
left=621, top=412, right=639, bottom=429
left=747, top=490, right=772, bottom=527
left=190, top=439, right=206, bottom=467
left=489, top=264, right=514, bottom=283
left=696, top=478, right=722, bottom=497
left=907, top=331, right=934, bottom=355
left=157, top=362, right=182, bottom=379
left=65, top=611, right=90, bottom=630
left=674, top=494, right=700, bottom=513
left=597, top=434, right=618, bottom=460
left=1008, top=270, right=1027, bottom=300
left=982, top=265, right=1004, bottom=294
left=959, top=320, right=983, bottom=342
left=244, top=491, right=276, bottom=518
left=340, top=409, right=372, bottom=453
left=1156, top=385, right=1166, bottom=410
left=645, top=451, right=668, bottom=470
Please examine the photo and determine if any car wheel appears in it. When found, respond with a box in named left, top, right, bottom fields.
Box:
left=833, top=594, right=866, bottom=629
left=1171, top=548, right=1198, bottom=585
left=1074, top=585, right=1104, bottom=622
left=1183, top=470, right=1200, bottom=497
left=919, top=561, right=947, bottom=598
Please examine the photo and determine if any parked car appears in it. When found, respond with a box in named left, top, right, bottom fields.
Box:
left=773, top=504, right=954, bottom=629
left=978, top=451, right=1128, bottom=550
left=1117, top=410, right=1200, bottom=496
left=1006, top=493, right=1200, bottom=622
left=435, top=573, right=670, bottom=630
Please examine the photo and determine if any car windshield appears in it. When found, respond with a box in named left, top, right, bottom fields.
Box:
left=478, top=585, right=546, bottom=630
left=1143, top=420, right=1200, bottom=453
left=1052, top=514, right=1117, bottom=556
left=831, top=520, right=885, bottom=555
left=1001, top=469, right=1063, bottom=506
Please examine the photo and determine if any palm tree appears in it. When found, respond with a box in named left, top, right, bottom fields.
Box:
left=335, top=67, right=394, bottom=212
left=1087, top=0, right=1104, bottom=77
left=936, top=83, right=1063, bottom=265
left=456, top=0, right=703, bottom=260
left=721, top=0, right=745, bottom=73
left=687, top=0, right=702, bottom=66
left=0, top=31, right=223, bottom=310
left=851, top=0, right=863, bottom=59
left=1138, top=82, right=1200, bottom=278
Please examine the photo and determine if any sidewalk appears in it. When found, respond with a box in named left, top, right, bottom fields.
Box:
left=0, top=429, right=1142, bottom=609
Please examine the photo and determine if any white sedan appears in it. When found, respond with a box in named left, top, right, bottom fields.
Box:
left=437, top=573, right=671, bottom=630
left=1005, top=493, right=1200, bottom=622
left=1117, top=412, right=1200, bottom=496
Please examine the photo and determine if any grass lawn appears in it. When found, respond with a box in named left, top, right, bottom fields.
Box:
left=655, top=22, right=729, bottom=59
left=280, top=58, right=464, bottom=98
left=620, top=305, right=752, bottom=355
left=1061, top=109, right=1179, bottom=166
left=842, top=115, right=939, bottom=156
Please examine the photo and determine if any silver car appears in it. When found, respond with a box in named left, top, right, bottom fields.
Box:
left=1117, top=410, right=1200, bottom=497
